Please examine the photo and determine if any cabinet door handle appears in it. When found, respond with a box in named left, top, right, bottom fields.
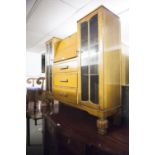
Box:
left=60, top=66, right=69, bottom=70
left=60, top=79, right=68, bottom=82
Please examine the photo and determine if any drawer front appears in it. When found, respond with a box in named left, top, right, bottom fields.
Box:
left=53, top=60, right=77, bottom=73
left=53, top=73, right=77, bottom=88
left=53, top=87, right=77, bottom=104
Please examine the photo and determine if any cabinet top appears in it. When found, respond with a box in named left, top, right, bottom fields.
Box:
left=77, top=5, right=119, bottom=23
left=45, top=37, right=61, bottom=44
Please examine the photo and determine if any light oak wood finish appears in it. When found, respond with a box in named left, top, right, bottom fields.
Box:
left=53, top=73, right=77, bottom=88
left=121, top=53, right=129, bottom=86
left=54, top=33, right=77, bottom=62
left=52, top=87, right=77, bottom=104
left=46, top=6, right=125, bottom=134
left=53, top=58, right=78, bottom=73
left=77, top=6, right=122, bottom=133
left=51, top=34, right=78, bottom=106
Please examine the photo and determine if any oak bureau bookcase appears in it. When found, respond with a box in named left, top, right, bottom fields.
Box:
left=46, top=6, right=122, bottom=134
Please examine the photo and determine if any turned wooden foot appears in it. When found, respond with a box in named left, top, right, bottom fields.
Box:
left=96, top=118, right=108, bottom=135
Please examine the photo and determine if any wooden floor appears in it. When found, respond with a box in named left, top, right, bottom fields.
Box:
left=44, top=104, right=129, bottom=155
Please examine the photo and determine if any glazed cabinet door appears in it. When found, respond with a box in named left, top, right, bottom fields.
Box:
left=89, top=14, right=99, bottom=104
left=81, top=21, right=89, bottom=101
left=80, top=13, right=99, bottom=105
left=46, top=42, right=53, bottom=92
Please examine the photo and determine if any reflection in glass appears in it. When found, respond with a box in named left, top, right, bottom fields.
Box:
left=81, top=22, right=88, bottom=51
left=46, top=44, right=53, bottom=92
left=90, top=15, right=98, bottom=47
left=89, top=46, right=98, bottom=75
left=90, top=14, right=99, bottom=104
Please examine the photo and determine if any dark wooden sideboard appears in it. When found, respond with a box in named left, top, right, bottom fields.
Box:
left=43, top=104, right=129, bottom=155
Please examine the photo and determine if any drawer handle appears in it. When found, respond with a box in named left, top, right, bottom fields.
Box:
left=60, top=79, right=68, bottom=82
left=59, top=93, right=68, bottom=97
left=60, top=66, right=69, bottom=70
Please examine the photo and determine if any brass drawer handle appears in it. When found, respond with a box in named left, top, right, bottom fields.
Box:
left=60, top=79, right=68, bottom=82
left=60, top=66, right=69, bottom=70
left=59, top=93, right=68, bottom=97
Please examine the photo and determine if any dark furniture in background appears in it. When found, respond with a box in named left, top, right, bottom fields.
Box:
left=26, top=77, right=46, bottom=125
left=43, top=104, right=129, bottom=155
left=122, top=85, right=129, bottom=124
left=26, top=77, right=52, bottom=146
left=26, top=77, right=42, bottom=146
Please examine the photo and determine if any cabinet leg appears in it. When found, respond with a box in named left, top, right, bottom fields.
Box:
left=96, top=118, right=108, bottom=135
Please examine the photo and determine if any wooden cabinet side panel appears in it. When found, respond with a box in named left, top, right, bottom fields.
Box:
left=103, top=9, right=122, bottom=110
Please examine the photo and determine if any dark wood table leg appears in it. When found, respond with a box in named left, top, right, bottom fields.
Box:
left=35, top=119, right=37, bottom=126
left=34, top=100, right=38, bottom=126
left=27, top=116, right=30, bottom=146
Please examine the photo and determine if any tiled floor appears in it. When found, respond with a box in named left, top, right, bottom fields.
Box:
left=26, top=119, right=43, bottom=155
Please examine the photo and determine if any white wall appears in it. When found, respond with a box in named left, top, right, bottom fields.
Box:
left=119, top=10, right=129, bottom=55
left=26, top=51, right=45, bottom=78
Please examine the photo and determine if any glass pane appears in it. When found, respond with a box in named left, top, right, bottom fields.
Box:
left=81, top=67, right=88, bottom=100
left=89, top=14, right=99, bottom=104
left=90, top=75, right=99, bottom=104
left=81, top=22, right=88, bottom=51
left=90, top=14, right=98, bottom=47
left=81, top=22, right=88, bottom=101
left=90, top=45, right=99, bottom=75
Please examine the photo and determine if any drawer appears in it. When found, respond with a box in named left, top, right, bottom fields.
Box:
left=53, top=73, right=77, bottom=88
left=52, top=86, right=77, bottom=104
left=53, top=59, right=77, bottom=73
